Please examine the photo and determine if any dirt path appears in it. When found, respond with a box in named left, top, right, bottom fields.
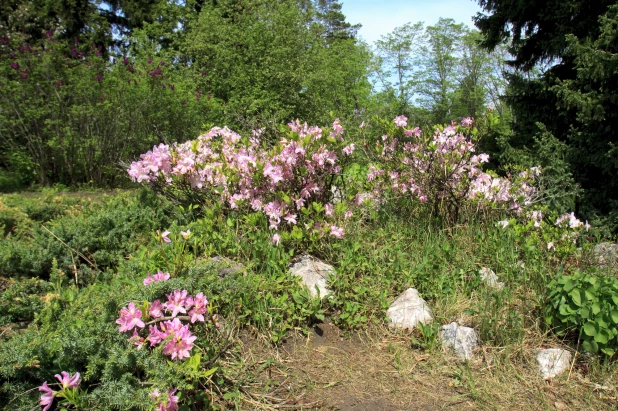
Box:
left=237, top=319, right=616, bottom=410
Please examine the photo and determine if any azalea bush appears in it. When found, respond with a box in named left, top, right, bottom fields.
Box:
left=362, top=115, right=540, bottom=224
left=129, top=120, right=359, bottom=244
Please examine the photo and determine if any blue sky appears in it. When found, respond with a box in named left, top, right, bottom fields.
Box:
left=340, top=0, right=483, bottom=45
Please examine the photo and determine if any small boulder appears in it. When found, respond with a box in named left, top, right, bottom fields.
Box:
left=210, top=256, right=243, bottom=278
left=439, top=322, right=478, bottom=360
left=536, top=348, right=572, bottom=379
left=289, top=255, right=335, bottom=299
left=593, top=242, right=617, bottom=267
left=479, top=267, right=504, bottom=290
left=386, top=288, right=432, bottom=330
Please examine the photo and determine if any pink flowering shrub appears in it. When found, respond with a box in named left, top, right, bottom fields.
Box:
left=117, top=280, right=212, bottom=361
left=364, top=117, right=541, bottom=223
left=128, top=120, right=356, bottom=240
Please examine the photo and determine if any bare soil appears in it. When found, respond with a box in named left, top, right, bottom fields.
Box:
left=235, top=319, right=617, bottom=410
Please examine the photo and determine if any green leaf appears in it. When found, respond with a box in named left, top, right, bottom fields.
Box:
left=591, top=302, right=601, bottom=315
left=601, top=347, right=615, bottom=356
left=569, top=289, right=581, bottom=306
left=563, top=278, right=575, bottom=292
left=582, top=339, right=599, bottom=353
left=610, top=310, right=618, bottom=324
left=582, top=322, right=597, bottom=336
left=594, top=330, right=610, bottom=344
left=200, top=367, right=218, bottom=378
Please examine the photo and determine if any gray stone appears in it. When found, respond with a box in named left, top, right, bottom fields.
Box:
left=536, top=348, right=572, bottom=379
left=386, top=288, right=433, bottom=330
left=288, top=255, right=335, bottom=299
left=479, top=267, right=504, bottom=290
left=439, top=322, right=478, bottom=360
left=593, top=242, right=618, bottom=267
left=331, top=185, right=343, bottom=204
left=210, top=256, right=243, bottom=278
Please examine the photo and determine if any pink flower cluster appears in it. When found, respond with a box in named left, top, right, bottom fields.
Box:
left=143, top=270, right=171, bottom=285
left=151, top=388, right=179, bottom=411
left=366, top=117, right=539, bottom=217
left=38, top=372, right=81, bottom=411
left=128, top=120, right=353, bottom=239
left=117, top=288, right=210, bottom=360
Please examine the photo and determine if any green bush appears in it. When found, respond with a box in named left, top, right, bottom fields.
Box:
left=545, top=270, right=618, bottom=356
left=0, top=190, right=181, bottom=283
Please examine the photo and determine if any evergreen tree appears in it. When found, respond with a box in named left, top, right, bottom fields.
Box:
left=475, top=0, right=618, bottom=226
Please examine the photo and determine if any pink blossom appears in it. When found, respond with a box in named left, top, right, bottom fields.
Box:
left=342, top=144, right=355, bottom=156
left=187, top=293, right=209, bottom=323
left=130, top=329, right=146, bottom=350
left=497, top=220, right=509, bottom=228
left=461, top=117, right=473, bottom=127
left=116, top=302, right=145, bottom=332
left=394, top=115, right=408, bottom=127
left=162, top=323, right=197, bottom=360
left=324, top=203, right=334, bottom=217
left=271, top=234, right=281, bottom=246
left=39, top=382, right=55, bottom=411
left=180, top=230, right=191, bottom=240
left=144, top=271, right=171, bottom=285
left=330, top=119, right=344, bottom=137
left=149, top=300, right=164, bottom=318
left=157, top=389, right=180, bottom=411
left=54, top=371, right=81, bottom=389
left=344, top=210, right=353, bottom=219
left=164, top=290, right=191, bottom=317
left=283, top=213, right=297, bottom=225
left=330, top=225, right=344, bottom=238
left=547, top=242, right=555, bottom=250
left=404, top=127, right=422, bottom=137
left=157, top=230, right=171, bottom=243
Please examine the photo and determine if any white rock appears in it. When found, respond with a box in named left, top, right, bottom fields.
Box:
left=386, top=288, right=432, bottom=330
left=536, top=348, right=572, bottom=379
left=479, top=267, right=504, bottom=290
left=331, top=185, right=343, bottom=204
left=288, top=255, right=334, bottom=299
left=594, top=242, right=617, bottom=267
left=439, top=322, right=478, bottom=360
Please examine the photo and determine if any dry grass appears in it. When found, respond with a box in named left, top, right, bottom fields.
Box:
left=229, top=315, right=617, bottom=411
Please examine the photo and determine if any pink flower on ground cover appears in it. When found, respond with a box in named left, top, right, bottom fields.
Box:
left=149, top=299, right=164, bottom=318
left=164, top=290, right=191, bottom=318
left=116, top=302, right=145, bottom=332
left=187, top=293, right=209, bottom=323
left=54, top=371, right=81, bottom=389
left=143, top=271, right=171, bottom=285
left=156, top=389, right=180, bottom=411
left=161, top=320, right=197, bottom=360
left=271, top=233, right=281, bottom=246
left=159, top=230, right=171, bottom=243
left=39, top=382, right=55, bottom=411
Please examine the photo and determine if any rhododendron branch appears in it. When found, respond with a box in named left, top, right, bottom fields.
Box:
left=146, top=316, right=191, bottom=325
